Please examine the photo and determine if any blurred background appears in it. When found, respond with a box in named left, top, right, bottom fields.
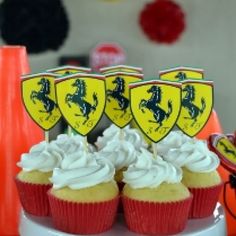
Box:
left=0, top=0, right=235, bottom=135
left=0, top=2, right=236, bottom=235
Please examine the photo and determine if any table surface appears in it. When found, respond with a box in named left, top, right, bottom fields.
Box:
left=19, top=203, right=227, bottom=236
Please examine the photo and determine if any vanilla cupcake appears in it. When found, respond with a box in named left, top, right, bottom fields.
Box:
left=163, top=138, right=222, bottom=218
left=96, top=124, right=147, bottom=187
left=122, top=149, right=192, bottom=235
left=98, top=139, right=137, bottom=189
left=16, top=141, right=64, bottom=216
left=48, top=152, right=119, bottom=234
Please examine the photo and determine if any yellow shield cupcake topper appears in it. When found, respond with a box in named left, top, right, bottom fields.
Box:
left=104, top=72, right=143, bottom=128
left=47, top=65, right=91, bottom=76
left=130, top=80, right=182, bottom=143
left=55, top=73, right=106, bottom=136
left=21, top=73, right=61, bottom=130
left=159, top=66, right=204, bottom=82
left=211, top=134, right=236, bottom=172
left=100, top=65, right=143, bottom=75
left=213, top=135, right=236, bottom=165
left=177, top=80, right=213, bottom=137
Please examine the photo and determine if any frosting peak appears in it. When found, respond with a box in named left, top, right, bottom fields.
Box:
left=163, top=139, right=220, bottom=173
left=96, top=124, right=147, bottom=150
left=123, top=148, right=182, bottom=189
left=17, top=141, right=65, bottom=172
left=60, top=149, right=96, bottom=170
left=51, top=134, right=95, bottom=154
left=155, top=130, right=191, bottom=156
left=50, top=153, right=115, bottom=190
left=98, top=139, right=137, bottom=170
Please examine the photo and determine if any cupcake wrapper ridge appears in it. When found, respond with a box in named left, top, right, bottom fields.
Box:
left=188, top=182, right=223, bottom=218
left=122, top=195, right=193, bottom=235
left=48, top=190, right=119, bottom=234
left=15, top=178, right=51, bottom=216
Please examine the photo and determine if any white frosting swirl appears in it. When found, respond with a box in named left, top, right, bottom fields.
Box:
left=50, top=153, right=115, bottom=190
left=155, top=131, right=191, bottom=157
left=163, top=139, right=220, bottom=173
left=60, top=149, right=96, bottom=169
left=123, top=129, right=148, bottom=149
left=96, top=124, right=147, bottom=150
left=98, top=139, right=137, bottom=170
left=17, top=141, right=65, bottom=172
left=51, top=134, right=95, bottom=154
left=123, top=148, right=182, bottom=189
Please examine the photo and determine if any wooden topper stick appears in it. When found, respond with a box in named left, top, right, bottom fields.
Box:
left=67, top=126, right=72, bottom=136
left=152, top=142, right=157, bottom=159
left=119, top=128, right=125, bottom=140
left=83, top=136, right=89, bottom=153
left=45, top=131, right=50, bottom=143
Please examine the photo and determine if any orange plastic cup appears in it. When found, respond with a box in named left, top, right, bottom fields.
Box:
left=218, top=166, right=236, bottom=236
left=196, top=109, right=223, bottom=140
left=0, top=46, right=43, bottom=235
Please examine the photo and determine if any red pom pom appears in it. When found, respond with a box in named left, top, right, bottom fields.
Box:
left=139, top=0, right=186, bottom=44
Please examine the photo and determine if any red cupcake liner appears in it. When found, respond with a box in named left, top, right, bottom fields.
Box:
left=122, top=195, right=193, bottom=235
left=48, top=190, right=119, bottom=234
left=117, top=199, right=124, bottom=214
left=188, top=182, right=223, bottom=218
left=15, top=178, right=51, bottom=216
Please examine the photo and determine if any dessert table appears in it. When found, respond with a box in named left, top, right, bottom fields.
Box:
left=19, top=203, right=227, bottom=236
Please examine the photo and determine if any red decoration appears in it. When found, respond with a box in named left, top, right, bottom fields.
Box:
left=90, top=42, right=126, bottom=72
left=139, top=0, right=186, bottom=44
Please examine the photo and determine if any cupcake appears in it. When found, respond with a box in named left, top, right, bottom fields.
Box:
left=163, top=136, right=222, bottom=218
left=98, top=139, right=137, bottom=190
left=96, top=124, right=148, bottom=189
left=122, top=148, right=192, bottom=235
left=16, top=141, right=64, bottom=216
left=48, top=151, right=119, bottom=234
